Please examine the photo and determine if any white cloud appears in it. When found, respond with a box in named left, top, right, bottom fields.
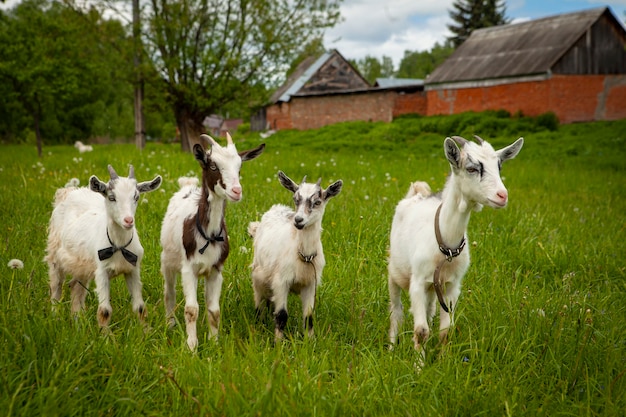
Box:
left=325, top=1, right=454, bottom=67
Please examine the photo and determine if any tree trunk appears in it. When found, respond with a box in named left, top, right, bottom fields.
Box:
left=33, top=93, right=42, bottom=158
left=175, top=107, right=205, bottom=152
left=133, top=0, right=146, bottom=150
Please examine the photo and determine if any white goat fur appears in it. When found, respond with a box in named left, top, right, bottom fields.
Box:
left=74, top=140, right=93, bottom=153
left=388, top=135, right=523, bottom=364
left=45, top=165, right=162, bottom=326
left=249, top=171, right=343, bottom=340
left=160, top=133, right=264, bottom=350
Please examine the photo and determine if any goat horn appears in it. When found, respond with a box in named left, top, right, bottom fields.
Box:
left=473, top=135, right=485, bottom=145
left=451, top=136, right=468, bottom=147
left=226, top=132, right=234, bottom=146
left=316, top=177, right=322, bottom=187
left=107, top=165, right=119, bottom=180
left=200, top=134, right=219, bottom=149
left=301, top=175, right=307, bottom=184
left=128, top=165, right=135, bottom=179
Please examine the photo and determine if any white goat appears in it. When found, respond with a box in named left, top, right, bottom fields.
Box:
left=160, top=133, right=264, bottom=350
left=388, top=135, right=523, bottom=364
left=74, top=141, right=93, bottom=153
left=248, top=171, right=343, bottom=340
left=45, top=165, right=162, bottom=326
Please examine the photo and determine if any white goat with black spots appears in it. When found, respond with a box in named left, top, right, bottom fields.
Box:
left=248, top=171, right=343, bottom=341
left=160, top=133, right=264, bottom=350
left=45, top=165, right=162, bottom=326
left=388, top=135, right=523, bottom=366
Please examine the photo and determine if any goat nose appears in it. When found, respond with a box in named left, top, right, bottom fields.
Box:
left=232, top=185, right=242, bottom=196
left=123, top=216, right=134, bottom=228
left=497, top=190, right=508, bottom=202
left=294, top=216, right=303, bottom=224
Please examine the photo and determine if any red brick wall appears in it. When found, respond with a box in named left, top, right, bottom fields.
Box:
left=266, top=102, right=293, bottom=130
left=393, top=91, right=427, bottom=118
left=288, top=91, right=396, bottom=130
left=426, top=75, right=626, bottom=123
left=266, top=90, right=427, bottom=131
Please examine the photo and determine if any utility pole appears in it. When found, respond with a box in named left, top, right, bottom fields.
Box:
left=133, top=0, right=146, bottom=149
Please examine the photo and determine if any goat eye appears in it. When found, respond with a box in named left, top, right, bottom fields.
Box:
left=108, top=194, right=116, bottom=202
left=314, top=200, right=322, bottom=207
left=134, top=193, right=140, bottom=202
left=466, top=167, right=479, bottom=174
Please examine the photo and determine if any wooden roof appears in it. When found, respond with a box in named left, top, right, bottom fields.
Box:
left=269, top=49, right=370, bottom=103
left=426, top=7, right=626, bottom=85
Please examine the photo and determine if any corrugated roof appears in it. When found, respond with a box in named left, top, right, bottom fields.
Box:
left=275, top=51, right=333, bottom=102
left=375, top=78, right=423, bottom=88
left=426, top=7, right=610, bottom=84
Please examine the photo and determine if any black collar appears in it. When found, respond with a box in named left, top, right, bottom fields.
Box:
left=298, top=251, right=317, bottom=263
left=434, top=204, right=466, bottom=261
left=196, top=213, right=224, bottom=254
left=98, top=229, right=137, bottom=266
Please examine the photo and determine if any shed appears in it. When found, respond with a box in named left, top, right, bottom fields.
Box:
left=264, top=50, right=426, bottom=131
left=425, top=7, right=626, bottom=123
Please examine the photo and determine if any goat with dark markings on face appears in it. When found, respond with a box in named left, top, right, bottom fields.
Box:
left=160, top=133, right=264, bottom=350
left=248, top=171, right=343, bottom=341
left=387, top=135, right=523, bottom=367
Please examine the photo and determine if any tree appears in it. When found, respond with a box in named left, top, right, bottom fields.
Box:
left=144, top=0, right=342, bottom=152
left=447, top=0, right=509, bottom=48
left=0, top=0, right=135, bottom=152
left=396, top=41, right=454, bottom=79
left=355, top=55, right=394, bottom=85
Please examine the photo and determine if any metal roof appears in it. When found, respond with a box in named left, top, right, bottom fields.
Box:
left=375, top=78, right=423, bottom=88
left=426, top=7, right=617, bottom=85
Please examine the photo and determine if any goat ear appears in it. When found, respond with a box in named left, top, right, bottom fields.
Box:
left=193, top=143, right=209, bottom=168
left=240, top=143, right=265, bottom=162
left=497, top=137, right=524, bottom=163
left=278, top=171, right=299, bottom=193
left=324, top=180, right=343, bottom=200
left=444, top=137, right=462, bottom=169
left=89, top=175, right=108, bottom=197
left=137, top=175, right=162, bottom=193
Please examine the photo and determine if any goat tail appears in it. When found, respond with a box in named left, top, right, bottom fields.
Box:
left=52, top=188, right=74, bottom=207
left=247, top=221, right=260, bottom=238
left=405, top=181, right=432, bottom=199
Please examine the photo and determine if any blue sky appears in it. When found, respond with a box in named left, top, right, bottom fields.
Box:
left=324, top=0, right=626, bottom=67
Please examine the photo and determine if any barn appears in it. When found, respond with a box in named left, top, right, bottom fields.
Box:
left=259, top=7, right=626, bottom=131
left=263, top=50, right=426, bottom=131
left=425, top=7, right=626, bottom=123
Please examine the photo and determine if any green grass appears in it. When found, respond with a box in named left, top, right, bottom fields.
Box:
left=1, top=113, right=625, bottom=416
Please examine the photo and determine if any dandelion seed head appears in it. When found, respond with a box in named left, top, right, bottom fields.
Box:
left=7, top=259, right=24, bottom=270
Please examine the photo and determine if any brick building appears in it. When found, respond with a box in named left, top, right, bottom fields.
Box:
left=426, top=7, right=626, bottom=124
left=263, top=50, right=425, bottom=131
left=260, top=7, right=626, bottom=131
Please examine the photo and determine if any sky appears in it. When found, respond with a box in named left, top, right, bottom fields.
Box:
left=324, top=0, right=626, bottom=67
left=2, top=0, right=625, bottom=69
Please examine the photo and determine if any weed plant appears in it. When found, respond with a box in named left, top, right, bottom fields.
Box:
left=0, top=113, right=625, bottom=416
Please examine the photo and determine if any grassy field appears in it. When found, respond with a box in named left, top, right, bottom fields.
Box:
left=1, top=112, right=625, bottom=416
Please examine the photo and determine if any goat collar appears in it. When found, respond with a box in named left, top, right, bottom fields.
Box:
left=98, top=229, right=137, bottom=266
left=434, top=204, right=466, bottom=261
left=196, top=214, right=224, bottom=255
left=433, top=204, right=467, bottom=314
left=298, top=251, right=317, bottom=263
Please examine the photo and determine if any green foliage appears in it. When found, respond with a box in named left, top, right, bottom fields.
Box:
left=1, top=114, right=626, bottom=415
left=354, top=55, right=395, bottom=84
left=396, top=42, right=455, bottom=79
left=447, top=0, right=510, bottom=47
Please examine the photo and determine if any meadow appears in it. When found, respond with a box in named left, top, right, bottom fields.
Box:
left=1, top=112, right=625, bottom=416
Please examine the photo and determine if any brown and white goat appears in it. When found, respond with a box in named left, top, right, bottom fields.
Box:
left=160, top=133, right=264, bottom=350
left=248, top=171, right=343, bottom=341
left=388, top=135, right=523, bottom=366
